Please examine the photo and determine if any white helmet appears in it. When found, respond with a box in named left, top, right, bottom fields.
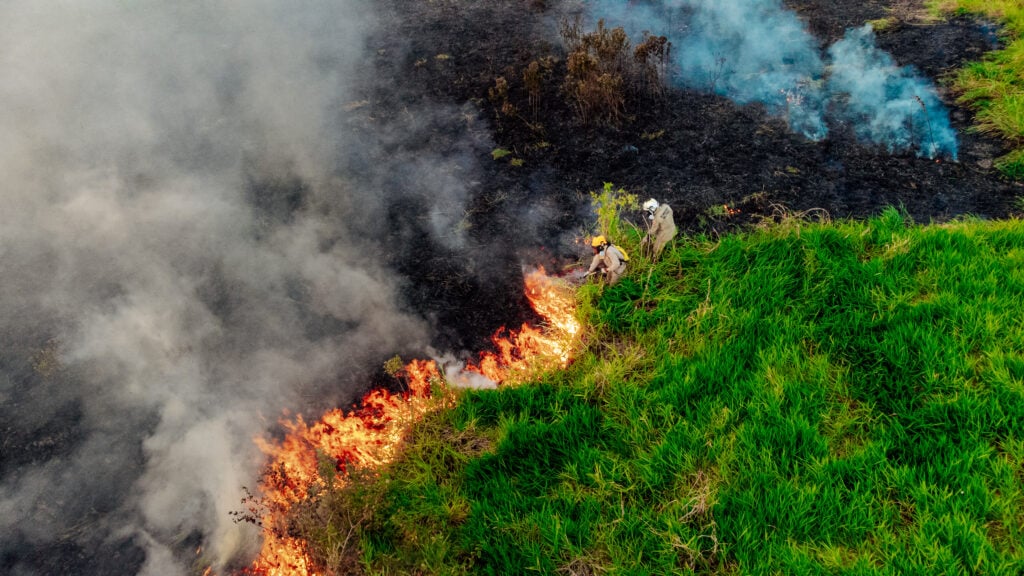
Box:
left=643, top=198, right=659, bottom=213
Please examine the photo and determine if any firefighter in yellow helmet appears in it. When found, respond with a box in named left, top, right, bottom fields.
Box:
left=641, top=198, right=677, bottom=259
left=586, top=235, right=629, bottom=286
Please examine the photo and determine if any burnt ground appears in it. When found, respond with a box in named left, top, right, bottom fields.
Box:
left=357, top=0, right=1023, bottom=355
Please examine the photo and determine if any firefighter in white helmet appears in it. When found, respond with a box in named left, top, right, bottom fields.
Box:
left=641, top=198, right=677, bottom=259
left=586, top=235, right=629, bottom=286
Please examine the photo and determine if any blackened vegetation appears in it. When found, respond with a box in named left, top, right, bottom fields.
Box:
left=873, top=15, right=1003, bottom=79
left=558, top=17, right=671, bottom=127
left=374, top=0, right=1019, bottom=251
left=346, top=0, right=575, bottom=354
left=788, top=0, right=891, bottom=43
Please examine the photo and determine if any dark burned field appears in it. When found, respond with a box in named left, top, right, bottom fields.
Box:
left=359, top=0, right=1021, bottom=354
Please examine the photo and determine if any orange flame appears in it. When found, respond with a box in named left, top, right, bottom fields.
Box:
left=244, top=359, right=439, bottom=576
left=466, top=267, right=579, bottom=383
left=241, top=267, right=578, bottom=575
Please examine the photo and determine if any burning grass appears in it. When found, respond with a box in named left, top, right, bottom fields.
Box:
left=242, top=358, right=443, bottom=575
left=465, top=268, right=582, bottom=384
left=319, top=209, right=1024, bottom=574
left=239, top=267, right=581, bottom=575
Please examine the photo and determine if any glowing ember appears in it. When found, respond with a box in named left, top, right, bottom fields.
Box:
left=243, top=267, right=578, bottom=574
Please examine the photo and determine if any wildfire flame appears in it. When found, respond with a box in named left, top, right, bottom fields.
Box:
left=240, top=267, right=579, bottom=575
left=466, top=267, right=580, bottom=383
left=241, top=358, right=440, bottom=576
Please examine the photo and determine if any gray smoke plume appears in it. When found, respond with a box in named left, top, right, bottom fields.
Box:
left=582, top=0, right=958, bottom=158
left=0, top=1, right=488, bottom=574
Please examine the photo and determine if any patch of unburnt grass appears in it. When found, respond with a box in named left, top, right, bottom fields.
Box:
left=932, top=0, right=1024, bottom=178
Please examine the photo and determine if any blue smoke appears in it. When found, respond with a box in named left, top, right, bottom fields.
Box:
left=828, top=25, right=958, bottom=159
left=580, top=0, right=958, bottom=159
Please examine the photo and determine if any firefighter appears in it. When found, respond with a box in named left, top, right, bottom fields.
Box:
left=587, top=235, right=629, bottom=286
left=641, top=198, right=677, bottom=259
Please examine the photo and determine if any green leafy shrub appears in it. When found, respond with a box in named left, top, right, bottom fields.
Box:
left=589, top=181, right=637, bottom=242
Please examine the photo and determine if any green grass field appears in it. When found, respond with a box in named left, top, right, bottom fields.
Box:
left=293, top=208, right=1024, bottom=575
left=931, top=1, right=1024, bottom=177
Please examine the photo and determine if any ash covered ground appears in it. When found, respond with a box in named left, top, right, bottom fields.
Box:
left=1, top=0, right=1020, bottom=574
left=359, top=0, right=1020, bottom=357
left=376, top=0, right=1016, bottom=235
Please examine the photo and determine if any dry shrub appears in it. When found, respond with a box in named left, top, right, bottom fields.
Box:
left=488, top=75, right=517, bottom=128
left=560, top=17, right=672, bottom=126
left=561, top=18, right=629, bottom=126
left=633, top=32, right=671, bottom=99
left=287, top=463, right=386, bottom=576
left=523, top=56, right=555, bottom=121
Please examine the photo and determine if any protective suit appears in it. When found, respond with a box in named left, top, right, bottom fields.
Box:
left=588, top=239, right=628, bottom=286
left=642, top=200, right=677, bottom=258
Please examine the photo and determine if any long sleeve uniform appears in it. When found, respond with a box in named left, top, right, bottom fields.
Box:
left=645, top=204, right=677, bottom=257
left=588, top=245, right=627, bottom=285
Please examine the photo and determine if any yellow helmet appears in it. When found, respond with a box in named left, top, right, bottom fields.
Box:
left=590, top=235, right=607, bottom=248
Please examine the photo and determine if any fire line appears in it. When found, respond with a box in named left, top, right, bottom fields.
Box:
left=239, top=267, right=579, bottom=575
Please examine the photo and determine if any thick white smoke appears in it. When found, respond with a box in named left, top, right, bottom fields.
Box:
left=582, top=0, right=958, bottom=158
left=0, top=1, right=482, bottom=574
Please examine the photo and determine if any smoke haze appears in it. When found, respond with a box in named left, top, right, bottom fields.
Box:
left=828, top=25, right=959, bottom=159
left=583, top=0, right=958, bottom=158
left=0, top=1, right=497, bottom=573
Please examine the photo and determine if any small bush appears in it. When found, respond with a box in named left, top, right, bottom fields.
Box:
left=589, top=182, right=638, bottom=242
left=522, top=58, right=555, bottom=121
left=560, top=18, right=671, bottom=126
left=633, top=32, right=672, bottom=99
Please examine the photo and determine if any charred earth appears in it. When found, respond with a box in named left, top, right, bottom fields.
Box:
left=369, top=0, right=1019, bottom=247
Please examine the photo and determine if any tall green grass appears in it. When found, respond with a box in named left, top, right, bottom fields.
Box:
left=299, top=209, right=1024, bottom=574
left=931, top=0, right=1024, bottom=177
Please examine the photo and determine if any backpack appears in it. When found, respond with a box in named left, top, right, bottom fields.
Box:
left=612, top=244, right=629, bottom=262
